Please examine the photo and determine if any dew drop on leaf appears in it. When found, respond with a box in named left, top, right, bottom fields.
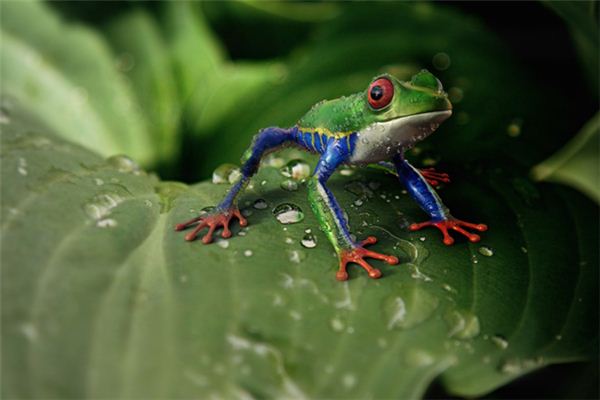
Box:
left=280, top=159, right=310, bottom=181
left=444, top=310, right=480, bottom=339
left=478, top=245, right=494, bottom=257
left=280, top=179, right=299, bottom=191
left=491, top=334, right=509, bottom=349
left=301, top=233, right=317, bottom=248
left=212, top=163, right=241, bottom=184
left=107, top=154, right=140, bottom=174
left=273, top=203, right=305, bottom=224
left=253, top=199, right=268, bottom=209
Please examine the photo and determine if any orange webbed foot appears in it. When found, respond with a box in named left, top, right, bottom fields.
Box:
left=175, top=207, right=248, bottom=244
left=336, top=236, right=399, bottom=281
left=409, top=218, right=487, bottom=245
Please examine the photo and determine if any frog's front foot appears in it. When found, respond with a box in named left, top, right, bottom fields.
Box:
left=409, top=218, right=487, bottom=245
left=336, top=236, right=399, bottom=281
left=175, top=207, right=248, bottom=244
left=419, top=167, right=450, bottom=186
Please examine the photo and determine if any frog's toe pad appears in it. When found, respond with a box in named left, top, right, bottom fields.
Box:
left=336, top=236, right=398, bottom=281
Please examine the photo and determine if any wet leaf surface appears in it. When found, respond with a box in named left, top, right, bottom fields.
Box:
left=2, top=112, right=597, bottom=399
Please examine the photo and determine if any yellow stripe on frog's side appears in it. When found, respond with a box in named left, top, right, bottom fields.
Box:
left=298, top=126, right=354, bottom=139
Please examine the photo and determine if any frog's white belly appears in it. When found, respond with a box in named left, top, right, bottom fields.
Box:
left=349, top=110, right=451, bottom=163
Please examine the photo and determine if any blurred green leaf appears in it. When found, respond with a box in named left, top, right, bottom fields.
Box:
left=2, top=106, right=597, bottom=399
left=106, top=9, right=181, bottom=166
left=201, top=3, right=579, bottom=174
left=532, top=112, right=599, bottom=203
left=544, top=1, right=599, bottom=92
left=0, top=0, right=155, bottom=165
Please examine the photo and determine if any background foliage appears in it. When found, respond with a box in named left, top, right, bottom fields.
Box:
left=1, top=1, right=598, bottom=398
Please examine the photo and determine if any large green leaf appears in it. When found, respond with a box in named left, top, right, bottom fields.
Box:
left=0, top=0, right=155, bottom=165
left=2, top=106, right=597, bottom=398
left=106, top=9, right=181, bottom=166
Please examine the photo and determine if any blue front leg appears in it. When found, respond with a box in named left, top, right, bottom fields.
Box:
left=393, top=154, right=487, bottom=245
left=176, top=126, right=294, bottom=243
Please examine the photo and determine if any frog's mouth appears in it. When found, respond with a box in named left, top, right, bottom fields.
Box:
left=350, top=110, right=452, bottom=163
left=376, top=110, right=452, bottom=148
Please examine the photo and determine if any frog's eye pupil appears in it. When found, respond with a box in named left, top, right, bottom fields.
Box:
left=370, top=86, right=383, bottom=100
left=367, top=77, right=394, bottom=109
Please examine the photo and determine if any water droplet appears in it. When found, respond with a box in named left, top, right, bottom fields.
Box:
left=280, top=179, right=299, bottom=191
left=273, top=203, right=304, bottom=224
left=339, top=168, right=354, bottom=176
left=20, top=322, right=38, bottom=341
left=342, top=373, right=356, bottom=389
left=289, top=310, right=302, bottom=320
left=107, top=155, right=141, bottom=174
left=94, top=178, right=104, bottom=186
left=280, top=159, right=310, bottom=181
left=419, top=236, right=426, bottom=241
left=442, top=283, right=457, bottom=294
left=301, top=233, right=317, bottom=248
left=260, top=180, right=268, bottom=186
left=444, top=310, right=480, bottom=339
left=384, top=297, right=407, bottom=330
left=478, top=245, right=494, bottom=257
left=17, top=157, right=28, bottom=176
left=491, top=335, right=509, bottom=349
left=520, top=246, right=528, bottom=254
left=216, top=239, right=230, bottom=249
left=83, top=192, right=123, bottom=220
left=499, top=357, right=543, bottom=374
left=432, top=52, right=451, bottom=70
left=244, top=250, right=253, bottom=257
left=507, top=118, right=523, bottom=137
left=471, top=254, right=479, bottom=264
left=330, top=318, right=345, bottom=332
left=288, top=249, right=306, bottom=263
left=253, top=199, right=268, bottom=209
left=212, top=163, right=241, bottom=184
left=96, top=218, right=117, bottom=228
left=405, top=349, right=434, bottom=367
left=344, top=181, right=373, bottom=197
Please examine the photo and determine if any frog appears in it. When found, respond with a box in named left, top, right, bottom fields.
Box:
left=175, top=70, right=487, bottom=281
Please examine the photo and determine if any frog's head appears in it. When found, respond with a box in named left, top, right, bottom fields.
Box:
left=361, top=70, right=452, bottom=148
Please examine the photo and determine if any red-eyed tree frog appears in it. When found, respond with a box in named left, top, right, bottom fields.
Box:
left=176, top=70, right=487, bottom=281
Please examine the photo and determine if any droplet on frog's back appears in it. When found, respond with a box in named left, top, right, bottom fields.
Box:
left=273, top=203, right=304, bottom=224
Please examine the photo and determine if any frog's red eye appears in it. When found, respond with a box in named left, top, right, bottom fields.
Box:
left=367, top=77, right=394, bottom=109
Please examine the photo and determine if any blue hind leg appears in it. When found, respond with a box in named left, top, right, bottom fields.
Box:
left=175, top=127, right=293, bottom=242
left=392, top=154, right=487, bottom=245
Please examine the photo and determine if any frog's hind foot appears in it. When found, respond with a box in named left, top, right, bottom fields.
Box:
left=175, top=207, right=248, bottom=244
left=419, top=167, right=450, bottom=186
left=336, top=236, right=399, bottom=281
left=409, top=218, right=487, bottom=245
